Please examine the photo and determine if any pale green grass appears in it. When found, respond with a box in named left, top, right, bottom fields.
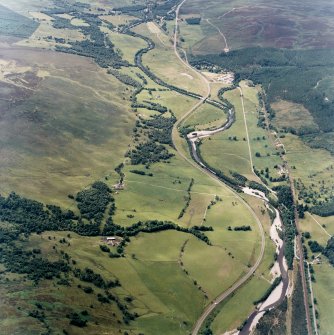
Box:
left=136, top=88, right=197, bottom=119
left=179, top=192, right=213, bottom=227
left=103, top=28, right=147, bottom=64
left=312, top=261, right=334, bottom=335
left=244, top=194, right=276, bottom=281
left=211, top=276, right=270, bottom=333
left=200, top=87, right=253, bottom=178
left=240, top=82, right=283, bottom=179
left=102, top=14, right=138, bottom=27
left=299, top=214, right=331, bottom=246
left=183, top=238, right=248, bottom=300
left=133, top=23, right=208, bottom=96
left=184, top=102, right=228, bottom=130
left=205, top=200, right=261, bottom=266
left=282, top=134, right=334, bottom=203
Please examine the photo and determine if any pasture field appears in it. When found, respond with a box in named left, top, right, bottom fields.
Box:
left=1, top=0, right=324, bottom=334
left=177, top=18, right=207, bottom=54
left=282, top=134, right=334, bottom=205
left=209, top=82, right=231, bottom=100
left=210, top=276, right=270, bottom=334
left=243, top=194, right=277, bottom=282
left=136, top=87, right=198, bottom=119
left=312, top=261, right=334, bottom=335
left=102, top=28, right=147, bottom=64
left=102, top=14, right=138, bottom=27
left=299, top=213, right=332, bottom=247
left=0, top=230, right=206, bottom=335
left=199, top=83, right=282, bottom=184
left=133, top=23, right=208, bottom=96
left=240, top=82, right=283, bottom=179
left=0, top=213, right=270, bottom=335
left=272, top=100, right=319, bottom=134
left=200, top=87, right=253, bottom=178
left=183, top=102, right=228, bottom=131
left=199, top=82, right=289, bottom=186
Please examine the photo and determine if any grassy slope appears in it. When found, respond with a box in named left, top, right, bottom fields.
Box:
left=183, top=102, right=228, bottom=131
left=0, top=4, right=38, bottom=38
left=0, top=47, right=134, bottom=208
left=282, top=134, right=334, bottom=205
left=312, top=261, right=334, bottom=335
left=133, top=23, right=208, bottom=96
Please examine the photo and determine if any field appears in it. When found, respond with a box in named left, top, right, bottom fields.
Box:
left=272, top=100, right=319, bottom=134
left=211, top=276, right=270, bottom=333
left=312, top=261, right=334, bottom=335
left=0, top=230, right=206, bottom=335
left=184, top=102, right=227, bottom=131
left=102, top=28, right=147, bottom=65
left=133, top=23, right=209, bottom=96
left=282, top=134, right=334, bottom=206
left=0, top=2, right=277, bottom=334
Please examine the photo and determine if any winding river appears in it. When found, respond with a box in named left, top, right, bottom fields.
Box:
left=187, top=120, right=290, bottom=334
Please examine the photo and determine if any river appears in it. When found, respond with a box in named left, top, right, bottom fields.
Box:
left=187, top=116, right=290, bottom=335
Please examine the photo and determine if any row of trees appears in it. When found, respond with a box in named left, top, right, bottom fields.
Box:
left=272, top=185, right=296, bottom=269
left=178, top=179, right=195, bottom=219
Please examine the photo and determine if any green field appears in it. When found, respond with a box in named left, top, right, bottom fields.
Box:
left=0, top=4, right=272, bottom=332
left=312, top=261, right=334, bottom=335
left=282, top=134, right=334, bottom=205
left=133, top=23, right=209, bottom=96
left=184, top=102, right=227, bottom=131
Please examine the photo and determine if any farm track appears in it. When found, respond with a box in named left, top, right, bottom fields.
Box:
left=206, top=18, right=229, bottom=52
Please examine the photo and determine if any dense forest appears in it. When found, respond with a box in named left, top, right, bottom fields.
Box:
left=272, top=185, right=296, bottom=269
left=323, top=237, right=334, bottom=266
